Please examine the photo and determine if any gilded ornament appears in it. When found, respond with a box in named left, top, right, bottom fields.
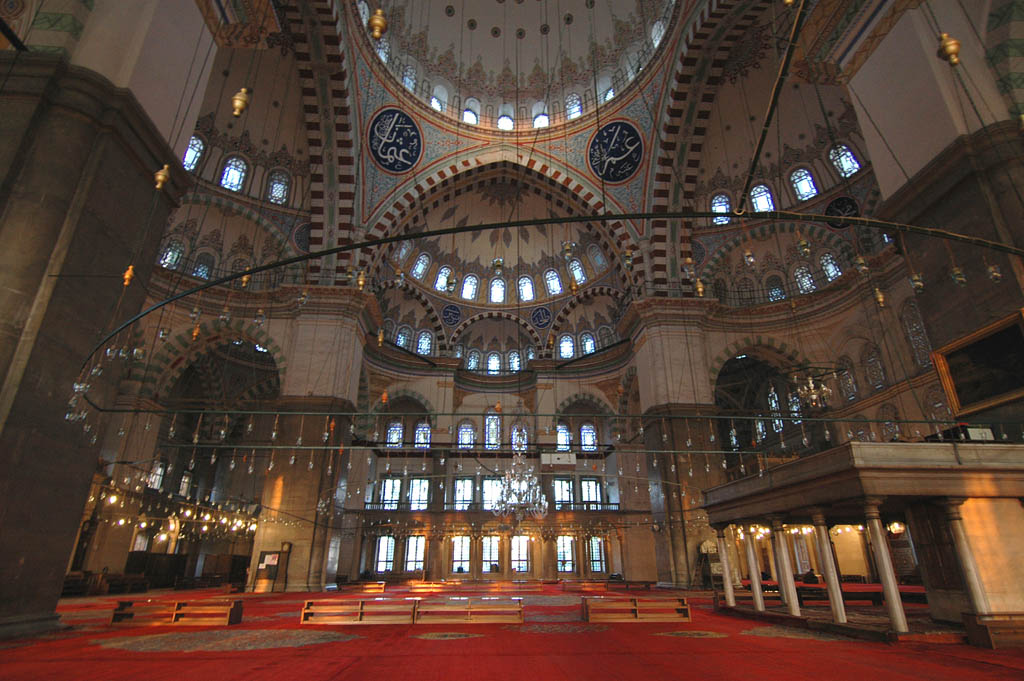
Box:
left=154, top=164, right=170, bottom=190
left=122, top=265, right=135, bottom=287
left=368, top=8, right=387, bottom=39
left=231, top=87, right=250, bottom=117
left=938, top=33, right=960, bottom=66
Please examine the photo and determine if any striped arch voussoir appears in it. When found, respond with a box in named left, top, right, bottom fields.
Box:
left=551, top=391, right=616, bottom=428
left=649, top=0, right=770, bottom=294
left=700, top=222, right=854, bottom=278
left=707, top=336, right=809, bottom=381
left=548, top=285, right=626, bottom=341
left=449, top=310, right=543, bottom=351
left=139, top=320, right=286, bottom=399
left=371, top=388, right=436, bottom=418
left=377, top=280, right=447, bottom=352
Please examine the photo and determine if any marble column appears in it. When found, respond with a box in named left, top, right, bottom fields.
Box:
left=769, top=518, right=800, bottom=616
left=941, top=498, right=990, bottom=615
left=715, top=526, right=736, bottom=607
left=743, top=526, right=765, bottom=612
left=864, top=498, right=908, bottom=633
left=810, top=509, right=847, bottom=624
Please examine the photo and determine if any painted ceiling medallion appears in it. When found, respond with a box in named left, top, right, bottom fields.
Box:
left=588, top=120, right=644, bottom=184
left=368, top=108, right=422, bottom=174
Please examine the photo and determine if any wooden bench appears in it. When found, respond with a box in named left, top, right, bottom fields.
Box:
left=407, top=581, right=460, bottom=593
left=169, top=600, right=243, bottom=626
left=562, top=580, right=608, bottom=592
left=300, top=599, right=417, bottom=625
left=795, top=587, right=882, bottom=607
left=607, top=580, right=655, bottom=591
left=486, top=581, right=543, bottom=594
left=110, top=600, right=174, bottom=626
left=354, top=581, right=387, bottom=593
left=416, top=597, right=524, bottom=624
left=583, top=597, right=691, bottom=623
left=963, top=613, right=1024, bottom=649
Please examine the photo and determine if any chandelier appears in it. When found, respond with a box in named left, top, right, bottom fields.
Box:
left=795, top=374, right=833, bottom=409
left=492, top=453, right=548, bottom=522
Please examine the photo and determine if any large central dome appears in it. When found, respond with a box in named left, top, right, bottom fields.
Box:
left=359, top=0, right=676, bottom=129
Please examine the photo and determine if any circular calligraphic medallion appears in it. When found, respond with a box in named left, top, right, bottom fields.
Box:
left=367, top=108, right=422, bottom=173
left=587, top=120, right=643, bottom=183
left=441, top=304, right=462, bottom=327
left=530, top=306, right=553, bottom=329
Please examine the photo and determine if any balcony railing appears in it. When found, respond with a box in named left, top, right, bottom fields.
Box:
left=364, top=501, right=619, bottom=512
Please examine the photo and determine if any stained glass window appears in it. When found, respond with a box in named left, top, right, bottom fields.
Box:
left=486, top=352, right=501, bottom=375
left=508, top=350, right=521, bottom=372
left=556, top=423, right=571, bottom=451
left=490, top=278, right=505, bottom=303
left=566, top=93, right=583, bottom=120
left=518, top=276, right=535, bottom=301
left=557, top=536, right=575, bottom=572
left=395, top=327, right=412, bottom=349
left=485, top=413, right=501, bottom=450
left=414, top=422, right=431, bottom=448
left=794, top=265, right=816, bottom=294
left=159, top=241, right=184, bottom=269
left=830, top=144, right=861, bottom=178
left=183, top=136, right=204, bottom=172
left=750, top=184, right=775, bottom=212
left=788, top=392, right=802, bottom=424
left=711, top=193, right=731, bottom=224
left=405, top=536, right=425, bottom=571
left=902, top=300, right=932, bottom=368
left=559, top=334, right=575, bottom=359
left=416, top=331, right=432, bottom=355
left=375, top=536, right=395, bottom=572
left=838, top=357, right=858, bottom=401
left=545, top=269, right=563, bottom=295
left=580, top=333, right=596, bottom=355
left=457, top=422, right=475, bottom=448
left=402, top=65, right=416, bottom=91
left=863, top=345, right=886, bottom=389
left=219, top=156, right=248, bottom=192
left=768, top=386, right=784, bottom=433
left=821, top=253, right=842, bottom=281
left=266, top=170, right=290, bottom=205
left=588, top=244, right=607, bottom=270
left=466, top=350, right=481, bottom=370
left=512, top=424, right=528, bottom=452
left=191, top=252, right=214, bottom=280
left=386, top=421, right=403, bottom=447
left=790, top=168, right=818, bottom=201
left=580, top=423, right=597, bottom=451
left=410, top=254, right=430, bottom=279
left=569, top=259, right=587, bottom=284
left=461, top=274, right=479, bottom=300
left=766, top=275, right=786, bottom=301
left=434, top=266, right=453, bottom=292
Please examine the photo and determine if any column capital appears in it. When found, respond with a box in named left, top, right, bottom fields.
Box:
left=766, top=515, right=786, bottom=531
left=807, top=507, right=829, bottom=526
left=863, top=496, right=886, bottom=518
left=941, top=497, right=968, bottom=520
left=712, top=524, right=729, bottom=538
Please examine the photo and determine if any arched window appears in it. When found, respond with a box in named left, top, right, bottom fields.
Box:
left=587, top=244, right=607, bottom=270
left=533, top=112, right=549, bottom=128
left=357, top=1, right=369, bottom=26
left=183, top=136, right=204, bottom=172
left=434, top=266, right=453, bottom=292
left=863, top=344, right=886, bottom=389
left=651, top=20, right=666, bottom=47
left=266, top=169, right=290, bottom=205
left=768, top=385, right=784, bottom=433
left=511, top=424, right=528, bottom=451
left=386, top=421, right=403, bottom=447
left=569, top=259, right=587, bottom=284
left=466, top=349, right=481, bottom=370
left=489, top=278, right=505, bottom=303
left=902, top=300, right=932, bottom=368
left=526, top=346, right=536, bottom=361
left=497, top=114, right=514, bottom=131
left=485, top=413, right=501, bottom=450
left=879, top=404, right=900, bottom=441
left=737, top=278, right=755, bottom=305
left=414, top=422, right=431, bottom=448
left=402, top=64, right=416, bottom=91
left=830, top=144, right=861, bottom=178
left=219, top=156, right=248, bottom=192
left=508, top=350, right=521, bottom=372
left=820, top=253, right=842, bottom=281
left=544, top=269, right=563, bottom=295
left=393, top=241, right=412, bottom=263
left=463, top=98, right=480, bottom=125
left=395, top=326, right=412, bottom=349
left=376, top=39, right=390, bottom=63
left=556, top=423, right=571, bottom=451
left=750, top=184, right=775, bottom=212
left=580, top=332, right=596, bottom=355
left=566, top=93, right=583, bottom=120
left=416, top=331, right=433, bottom=355
left=454, top=343, right=463, bottom=358
left=191, top=252, right=215, bottom=279
left=486, top=352, right=501, bottom=375
left=711, top=193, right=731, bottom=225
left=838, top=356, right=858, bottom=401
left=457, top=422, right=475, bottom=448
left=788, top=392, right=802, bottom=424
left=159, top=241, right=184, bottom=269
left=430, top=84, right=448, bottom=111
left=713, top=279, right=728, bottom=302
left=766, top=275, right=786, bottom=301
left=410, top=253, right=430, bottom=279
left=598, top=326, right=614, bottom=348
left=794, top=265, right=816, bottom=294
left=790, top=168, right=818, bottom=201
left=580, top=423, right=598, bottom=451
left=603, top=87, right=615, bottom=102
left=559, top=334, right=575, bottom=359
left=518, top=276, right=535, bottom=301
left=461, top=274, right=479, bottom=300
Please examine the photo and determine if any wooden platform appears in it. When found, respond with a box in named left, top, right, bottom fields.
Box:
left=963, top=612, right=1024, bottom=649
left=300, top=599, right=417, bottom=625
left=111, top=600, right=243, bottom=626
left=583, top=597, right=691, bottom=623
left=562, top=580, right=608, bottom=592
left=415, top=597, right=524, bottom=624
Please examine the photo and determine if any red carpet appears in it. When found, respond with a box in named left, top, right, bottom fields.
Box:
left=0, top=587, right=1021, bottom=681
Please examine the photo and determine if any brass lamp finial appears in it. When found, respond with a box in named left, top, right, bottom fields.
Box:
left=154, top=164, right=170, bottom=190
left=231, top=87, right=250, bottom=117
left=368, top=9, right=387, bottom=40
left=939, top=33, right=961, bottom=66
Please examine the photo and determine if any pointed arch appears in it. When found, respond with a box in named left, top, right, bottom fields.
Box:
left=448, top=310, right=543, bottom=350
left=376, top=280, right=447, bottom=353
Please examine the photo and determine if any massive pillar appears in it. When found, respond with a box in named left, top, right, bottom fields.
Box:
left=715, top=526, right=736, bottom=607
left=743, top=526, right=766, bottom=612
left=941, top=498, right=990, bottom=615
left=769, top=517, right=800, bottom=616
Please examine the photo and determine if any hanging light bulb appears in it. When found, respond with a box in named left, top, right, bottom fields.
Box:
left=743, top=249, right=756, bottom=267
left=681, top=256, right=695, bottom=280
left=569, top=278, right=579, bottom=294
left=297, top=291, right=309, bottom=306
left=873, top=287, right=885, bottom=308
left=561, top=241, right=575, bottom=262
left=377, top=328, right=384, bottom=347
left=381, top=390, right=388, bottom=405
left=988, top=264, right=1003, bottom=283
left=219, top=307, right=231, bottom=323
left=492, top=257, right=504, bottom=276
left=396, top=270, right=405, bottom=286
left=254, top=309, right=266, bottom=326
left=357, top=270, right=366, bottom=291
left=189, top=306, right=201, bottom=323
left=951, top=266, right=967, bottom=287
left=797, top=239, right=810, bottom=258
left=694, top=279, right=705, bottom=297
left=854, top=256, right=869, bottom=274
left=446, top=277, right=457, bottom=293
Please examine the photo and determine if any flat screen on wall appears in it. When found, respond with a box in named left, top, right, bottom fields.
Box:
left=934, top=309, right=1024, bottom=416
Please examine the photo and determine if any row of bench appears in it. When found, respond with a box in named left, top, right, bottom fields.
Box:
left=110, top=600, right=243, bottom=626
left=301, top=598, right=524, bottom=624
left=583, top=597, right=691, bottom=623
